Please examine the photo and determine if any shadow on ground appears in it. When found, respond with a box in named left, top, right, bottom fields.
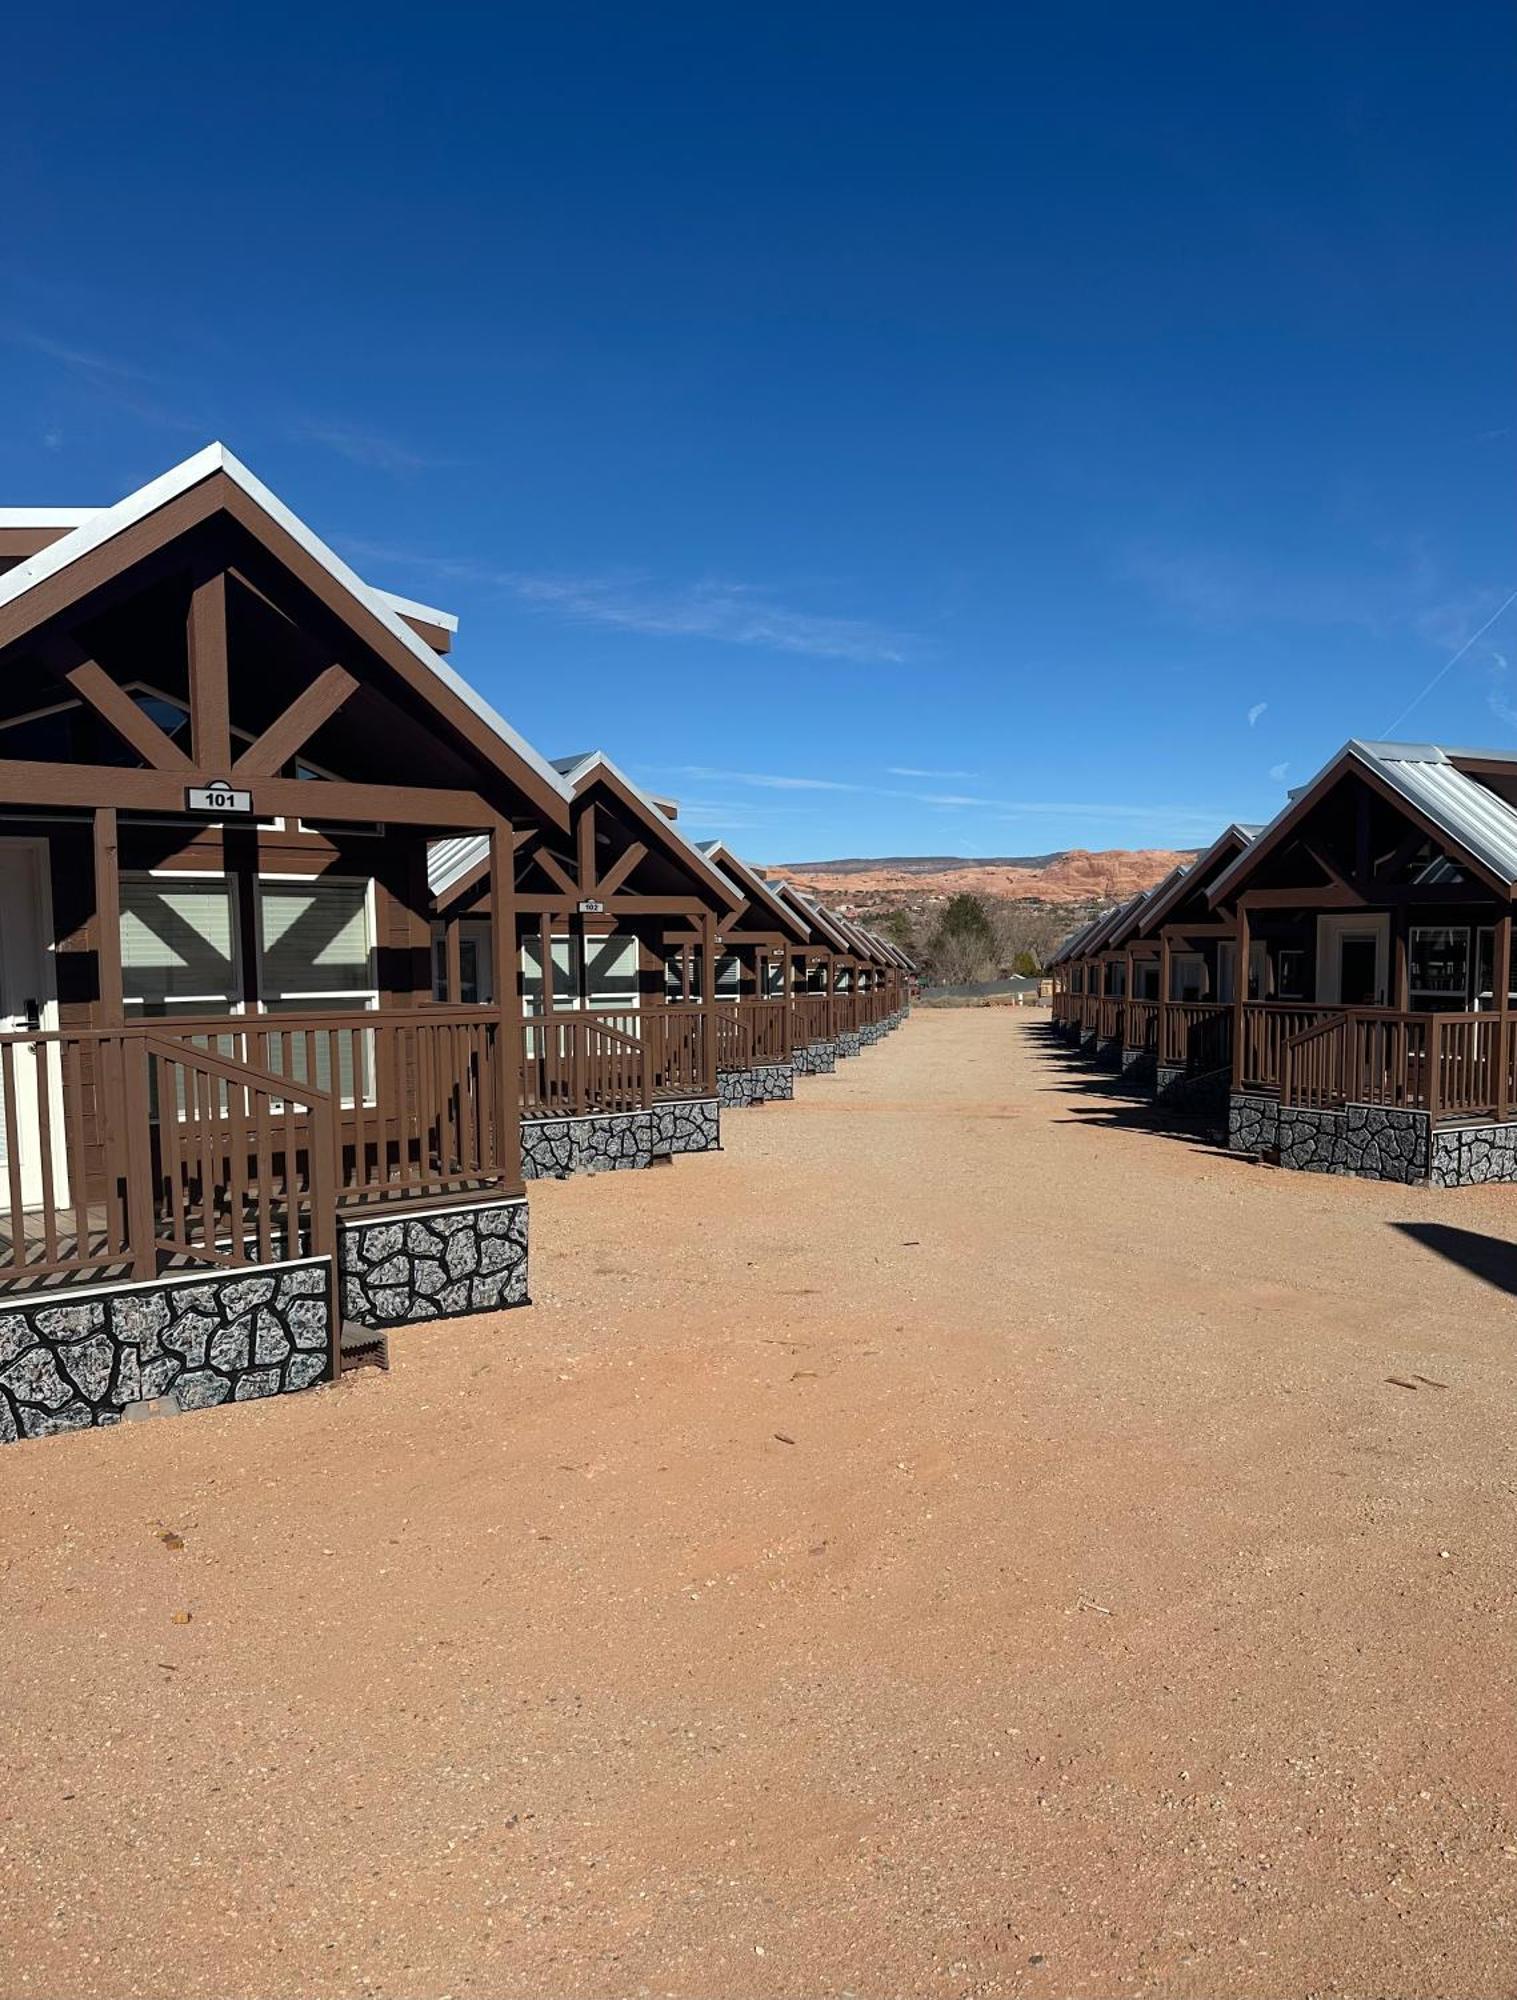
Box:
left=1392, top=1221, right=1517, bottom=1297
left=1032, top=1027, right=1231, bottom=1156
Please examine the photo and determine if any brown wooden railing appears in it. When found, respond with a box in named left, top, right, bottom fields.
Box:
left=715, top=998, right=790, bottom=1070
left=1279, top=1009, right=1517, bottom=1122
left=791, top=993, right=832, bottom=1046
left=0, top=1006, right=512, bottom=1290
left=1123, top=999, right=1159, bottom=1052
left=521, top=1012, right=645, bottom=1117
left=1239, top=1005, right=1337, bottom=1092
left=1095, top=996, right=1123, bottom=1040
left=1160, top=1001, right=1233, bottom=1074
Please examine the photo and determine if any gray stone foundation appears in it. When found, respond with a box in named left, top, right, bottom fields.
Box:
left=650, top=1097, right=721, bottom=1158
left=1120, top=1046, right=1157, bottom=1085
left=1278, top=1103, right=1430, bottom=1182
left=1096, top=1033, right=1123, bottom=1069
left=836, top=1029, right=863, bottom=1059
left=1156, top=1064, right=1231, bottom=1117
left=793, top=1040, right=839, bottom=1074
left=0, top=1257, right=333, bottom=1444
left=1080, top=1028, right=1099, bottom=1054
left=859, top=1022, right=885, bottom=1046
left=1429, top=1121, right=1517, bottom=1187
left=522, top=1109, right=653, bottom=1179
left=1227, top=1091, right=1281, bottom=1158
left=719, top=1063, right=796, bottom=1108
left=340, top=1198, right=529, bottom=1327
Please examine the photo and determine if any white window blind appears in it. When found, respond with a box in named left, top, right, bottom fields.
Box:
left=121, top=877, right=238, bottom=1009
left=716, top=953, right=742, bottom=998
left=585, top=936, right=638, bottom=1010
left=259, top=879, right=374, bottom=999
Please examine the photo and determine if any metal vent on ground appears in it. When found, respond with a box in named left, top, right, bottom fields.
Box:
left=339, top=1324, right=390, bottom=1373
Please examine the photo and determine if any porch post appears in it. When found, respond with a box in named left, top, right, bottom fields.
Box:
left=445, top=914, right=462, bottom=1005
left=92, top=807, right=123, bottom=1025
left=489, top=819, right=525, bottom=1195
left=1231, top=902, right=1249, bottom=1092
left=699, top=908, right=718, bottom=1097
left=1498, top=910, right=1512, bottom=1123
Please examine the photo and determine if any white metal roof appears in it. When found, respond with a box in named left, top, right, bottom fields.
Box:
left=1208, top=741, right=1517, bottom=903
left=0, top=443, right=557, bottom=802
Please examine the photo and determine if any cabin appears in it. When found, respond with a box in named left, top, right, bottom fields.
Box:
left=1109, top=866, right=1188, bottom=1081
left=0, top=443, right=574, bottom=1440
left=1207, top=741, right=1517, bottom=1184
left=774, top=887, right=873, bottom=1068
left=693, top=840, right=813, bottom=1106
left=429, top=752, right=744, bottom=1177
left=1130, top=824, right=1258, bottom=1109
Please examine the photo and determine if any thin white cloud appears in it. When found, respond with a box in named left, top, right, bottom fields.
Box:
left=1268, top=760, right=1290, bottom=783
left=294, top=420, right=447, bottom=474
left=1247, top=702, right=1267, bottom=727
left=887, top=765, right=979, bottom=780
left=339, top=538, right=910, bottom=664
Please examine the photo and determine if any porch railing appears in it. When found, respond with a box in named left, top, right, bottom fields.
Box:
left=1279, top=1009, right=1517, bottom=1122
left=1159, top=1001, right=1233, bottom=1074
left=1095, top=996, right=1123, bottom=1040
left=791, top=993, right=832, bottom=1046
left=1123, top=999, right=1159, bottom=1052
left=1239, top=1004, right=1338, bottom=1093
left=521, top=1003, right=712, bottom=1114
left=715, top=998, right=790, bottom=1071
left=0, top=1005, right=511, bottom=1290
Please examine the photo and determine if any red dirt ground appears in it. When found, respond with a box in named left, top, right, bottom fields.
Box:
left=3, top=1010, right=1516, bottom=1998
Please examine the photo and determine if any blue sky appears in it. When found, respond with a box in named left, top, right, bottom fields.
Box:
left=3, top=3, right=1513, bottom=861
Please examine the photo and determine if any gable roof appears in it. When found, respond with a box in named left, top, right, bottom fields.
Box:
left=775, top=885, right=856, bottom=954
left=0, top=442, right=569, bottom=822
left=1133, top=825, right=1258, bottom=934
left=695, top=840, right=813, bottom=943
left=1208, top=742, right=1517, bottom=906
left=428, top=751, right=744, bottom=911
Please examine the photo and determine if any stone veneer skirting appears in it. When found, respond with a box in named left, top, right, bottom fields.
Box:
left=1229, top=1092, right=1517, bottom=1188
left=1095, top=1033, right=1123, bottom=1069
left=650, top=1097, right=721, bottom=1158
left=792, top=1040, right=838, bottom=1075
left=719, top=1062, right=796, bottom=1108
left=1155, top=1063, right=1231, bottom=1117
left=835, top=1029, right=863, bottom=1059
left=0, top=1257, right=333, bottom=1444
left=522, top=1109, right=652, bottom=1179
left=1120, top=1046, right=1157, bottom=1085
left=339, top=1197, right=529, bottom=1328
left=1080, top=1028, right=1099, bottom=1054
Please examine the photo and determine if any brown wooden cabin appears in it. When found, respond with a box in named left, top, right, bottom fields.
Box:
left=693, top=839, right=815, bottom=1074
left=428, top=751, right=744, bottom=1125
left=772, top=886, right=879, bottom=1051
left=0, top=443, right=573, bottom=1325
left=1125, top=823, right=1258, bottom=1083
left=1054, top=899, right=1133, bottom=1045
left=1207, top=742, right=1517, bottom=1138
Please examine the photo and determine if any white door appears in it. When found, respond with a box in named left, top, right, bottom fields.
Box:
left=1316, top=913, right=1390, bottom=1006
left=0, top=840, right=66, bottom=1210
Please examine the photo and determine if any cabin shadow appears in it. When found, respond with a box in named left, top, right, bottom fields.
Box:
left=1392, top=1221, right=1517, bottom=1299
left=1031, top=1027, right=1231, bottom=1155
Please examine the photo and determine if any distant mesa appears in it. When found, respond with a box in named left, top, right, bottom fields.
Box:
left=768, top=848, right=1197, bottom=907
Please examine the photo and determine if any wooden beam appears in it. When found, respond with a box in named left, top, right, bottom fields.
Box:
left=46, top=643, right=193, bottom=771
left=489, top=817, right=525, bottom=1195
left=0, top=759, right=505, bottom=829
left=231, top=663, right=357, bottom=778
left=92, top=807, right=122, bottom=1025
left=187, top=567, right=232, bottom=770
left=534, top=848, right=580, bottom=899
left=576, top=799, right=598, bottom=896
left=595, top=841, right=648, bottom=899
left=1231, top=905, right=1249, bottom=1091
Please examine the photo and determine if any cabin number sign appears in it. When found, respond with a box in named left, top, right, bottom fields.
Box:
left=186, top=779, right=254, bottom=816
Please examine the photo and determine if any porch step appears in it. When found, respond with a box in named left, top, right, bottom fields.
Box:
left=339, top=1322, right=390, bottom=1374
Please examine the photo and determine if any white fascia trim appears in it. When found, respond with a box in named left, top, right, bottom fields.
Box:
left=0, top=507, right=102, bottom=527
left=373, top=588, right=459, bottom=634
left=0, top=442, right=569, bottom=807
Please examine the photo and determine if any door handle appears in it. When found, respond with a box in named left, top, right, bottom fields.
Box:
left=23, top=997, right=40, bottom=1033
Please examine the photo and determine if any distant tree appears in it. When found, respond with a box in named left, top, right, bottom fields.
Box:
left=938, top=893, right=994, bottom=943
left=927, top=894, right=997, bottom=984
left=1011, top=949, right=1041, bottom=977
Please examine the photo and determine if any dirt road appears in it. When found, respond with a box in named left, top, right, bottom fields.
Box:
left=3, top=1010, right=1516, bottom=1998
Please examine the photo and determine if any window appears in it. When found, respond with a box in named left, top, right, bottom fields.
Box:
left=1473, top=928, right=1517, bottom=1010
left=716, top=953, right=743, bottom=1001
left=1171, top=952, right=1206, bottom=1002
left=1276, top=949, right=1306, bottom=1000
left=585, top=936, right=638, bottom=1013
left=1409, top=926, right=1469, bottom=1004
left=764, top=961, right=786, bottom=998
left=522, top=936, right=578, bottom=1012
left=257, top=878, right=377, bottom=1103
left=523, top=934, right=639, bottom=1012
left=432, top=920, right=493, bottom=1004
left=121, top=876, right=239, bottom=1017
